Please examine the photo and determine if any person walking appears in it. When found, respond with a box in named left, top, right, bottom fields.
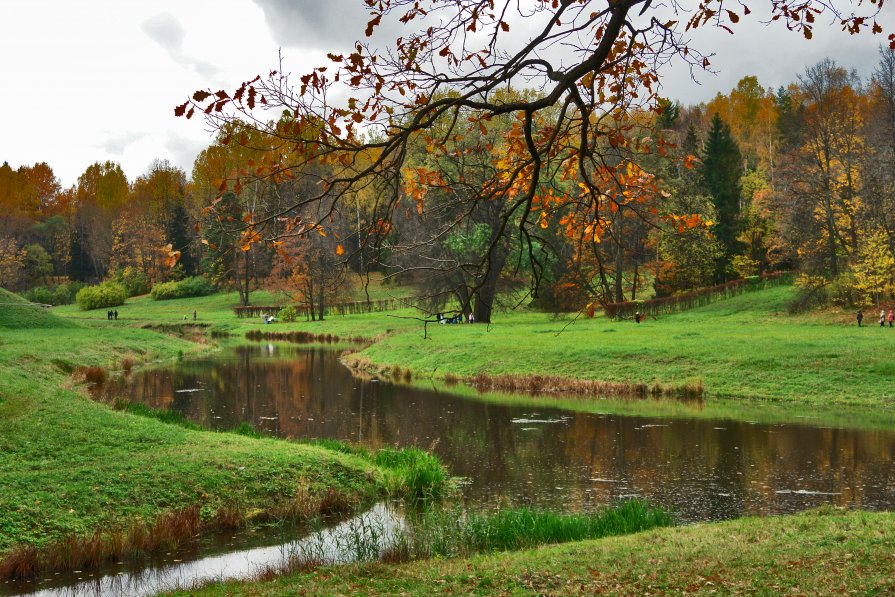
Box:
left=856, top=309, right=863, bottom=327
left=193, top=309, right=197, bottom=321
left=888, top=310, right=894, bottom=328
left=114, top=309, right=118, bottom=321
left=880, top=309, right=886, bottom=327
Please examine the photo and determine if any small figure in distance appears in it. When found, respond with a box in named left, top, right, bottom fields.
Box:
left=193, top=309, right=197, bottom=321
left=887, top=310, right=893, bottom=328
left=634, top=311, right=641, bottom=324
left=114, top=309, right=118, bottom=320
left=468, top=312, right=475, bottom=324
left=856, top=309, right=863, bottom=327
left=880, top=309, right=886, bottom=327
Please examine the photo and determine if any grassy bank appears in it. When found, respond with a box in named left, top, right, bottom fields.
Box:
left=0, top=291, right=445, bottom=580
left=167, top=507, right=895, bottom=595
left=51, top=284, right=895, bottom=412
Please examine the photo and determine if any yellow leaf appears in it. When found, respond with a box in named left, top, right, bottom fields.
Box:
left=336, top=244, right=345, bottom=256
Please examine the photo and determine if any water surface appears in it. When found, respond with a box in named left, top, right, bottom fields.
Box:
left=108, top=344, right=895, bottom=522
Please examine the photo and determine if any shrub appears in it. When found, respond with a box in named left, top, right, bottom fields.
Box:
left=278, top=305, right=297, bottom=322
left=23, top=286, right=57, bottom=305
left=23, top=282, right=84, bottom=306
left=150, top=276, right=215, bottom=301
left=110, top=267, right=150, bottom=297
left=76, top=283, right=127, bottom=310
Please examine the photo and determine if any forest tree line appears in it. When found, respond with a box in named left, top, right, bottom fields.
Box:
left=3, top=50, right=895, bottom=317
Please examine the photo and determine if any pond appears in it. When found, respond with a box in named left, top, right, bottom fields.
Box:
left=10, top=342, right=894, bottom=596
left=108, top=343, right=895, bottom=522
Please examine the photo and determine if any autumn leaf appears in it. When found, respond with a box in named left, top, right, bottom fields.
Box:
left=336, top=244, right=345, bottom=256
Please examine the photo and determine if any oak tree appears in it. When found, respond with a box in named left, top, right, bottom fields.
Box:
left=175, top=0, right=891, bottom=313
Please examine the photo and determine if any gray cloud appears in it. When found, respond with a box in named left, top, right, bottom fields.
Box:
left=252, top=0, right=402, bottom=50
left=165, top=131, right=206, bottom=176
left=103, top=131, right=146, bottom=155
left=141, top=12, right=221, bottom=80
left=141, top=13, right=186, bottom=51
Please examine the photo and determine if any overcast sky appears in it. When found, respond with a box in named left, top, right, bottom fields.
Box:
left=1, top=1, right=892, bottom=188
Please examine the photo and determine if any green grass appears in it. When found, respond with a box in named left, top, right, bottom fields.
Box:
left=166, top=507, right=895, bottom=596
left=266, top=285, right=895, bottom=410
left=0, top=287, right=79, bottom=329
left=389, top=499, right=674, bottom=561
left=0, top=289, right=443, bottom=564
left=50, top=284, right=895, bottom=415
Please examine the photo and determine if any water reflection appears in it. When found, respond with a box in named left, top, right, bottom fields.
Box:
left=108, top=344, right=895, bottom=523
left=13, top=503, right=399, bottom=597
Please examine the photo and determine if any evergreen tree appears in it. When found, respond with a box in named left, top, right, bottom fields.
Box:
left=165, top=203, right=196, bottom=275
left=701, top=113, right=743, bottom=278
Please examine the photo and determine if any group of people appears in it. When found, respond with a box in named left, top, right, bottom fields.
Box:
left=437, top=312, right=474, bottom=324
left=856, top=309, right=895, bottom=327
left=106, top=310, right=118, bottom=320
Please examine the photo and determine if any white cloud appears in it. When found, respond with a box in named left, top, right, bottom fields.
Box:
left=0, top=1, right=892, bottom=187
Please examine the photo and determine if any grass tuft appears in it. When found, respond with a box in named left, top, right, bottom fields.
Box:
left=374, top=447, right=448, bottom=501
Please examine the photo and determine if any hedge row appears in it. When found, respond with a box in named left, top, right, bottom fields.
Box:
left=150, top=277, right=215, bottom=301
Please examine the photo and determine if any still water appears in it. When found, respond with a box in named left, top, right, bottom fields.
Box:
left=10, top=342, right=895, bottom=596
left=110, top=344, right=895, bottom=522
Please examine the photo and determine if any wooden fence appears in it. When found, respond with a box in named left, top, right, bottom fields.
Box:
left=602, top=271, right=793, bottom=320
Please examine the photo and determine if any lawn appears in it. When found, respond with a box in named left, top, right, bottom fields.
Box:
left=166, top=507, right=895, bottom=596
left=275, top=285, right=895, bottom=409
left=50, top=284, right=895, bottom=410
left=0, top=289, right=438, bottom=575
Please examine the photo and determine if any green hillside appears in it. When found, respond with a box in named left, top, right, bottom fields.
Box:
left=0, top=288, right=79, bottom=329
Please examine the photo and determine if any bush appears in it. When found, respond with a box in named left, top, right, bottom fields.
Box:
left=150, top=276, right=215, bottom=301
left=23, top=282, right=84, bottom=306
left=110, top=267, right=150, bottom=297
left=278, top=305, right=297, bottom=322
left=23, top=286, right=57, bottom=306
left=76, top=283, right=127, bottom=311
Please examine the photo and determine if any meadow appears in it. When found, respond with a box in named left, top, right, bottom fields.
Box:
left=65, top=284, right=895, bottom=412
left=166, top=507, right=895, bottom=596
left=0, top=289, right=442, bottom=580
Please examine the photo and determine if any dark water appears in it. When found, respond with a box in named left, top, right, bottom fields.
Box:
left=107, top=344, right=895, bottom=523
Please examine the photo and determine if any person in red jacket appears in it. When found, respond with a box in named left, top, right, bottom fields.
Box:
left=887, top=310, right=893, bottom=328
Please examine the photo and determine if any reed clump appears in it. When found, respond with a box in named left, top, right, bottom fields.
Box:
left=78, top=365, right=108, bottom=385
left=121, top=356, right=135, bottom=373
left=465, top=371, right=704, bottom=401
left=0, top=506, right=203, bottom=582
left=374, top=447, right=448, bottom=501
left=391, top=499, right=674, bottom=561
left=245, top=330, right=366, bottom=344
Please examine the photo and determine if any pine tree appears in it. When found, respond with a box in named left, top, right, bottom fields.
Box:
left=701, top=113, right=743, bottom=278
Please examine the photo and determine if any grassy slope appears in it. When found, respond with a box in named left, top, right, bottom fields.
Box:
left=0, top=297, right=384, bottom=554
left=0, top=287, right=79, bottom=329
left=54, top=285, right=895, bottom=409
left=297, top=285, right=895, bottom=409
left=169, top=508, right=895, bottom=596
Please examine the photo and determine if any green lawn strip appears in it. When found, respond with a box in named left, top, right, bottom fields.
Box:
left=50, top=285, right=895, bottom=413
left=166, top=508, right=895, bottom=596
left=47, top=285, right=895, bottom=423
left=285, top=285, right=895, bottom=409
left=0, top=325, right=386, bottom=556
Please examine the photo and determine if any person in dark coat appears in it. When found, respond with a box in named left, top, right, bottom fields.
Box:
left=856, top=309, right=863, bottom=327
